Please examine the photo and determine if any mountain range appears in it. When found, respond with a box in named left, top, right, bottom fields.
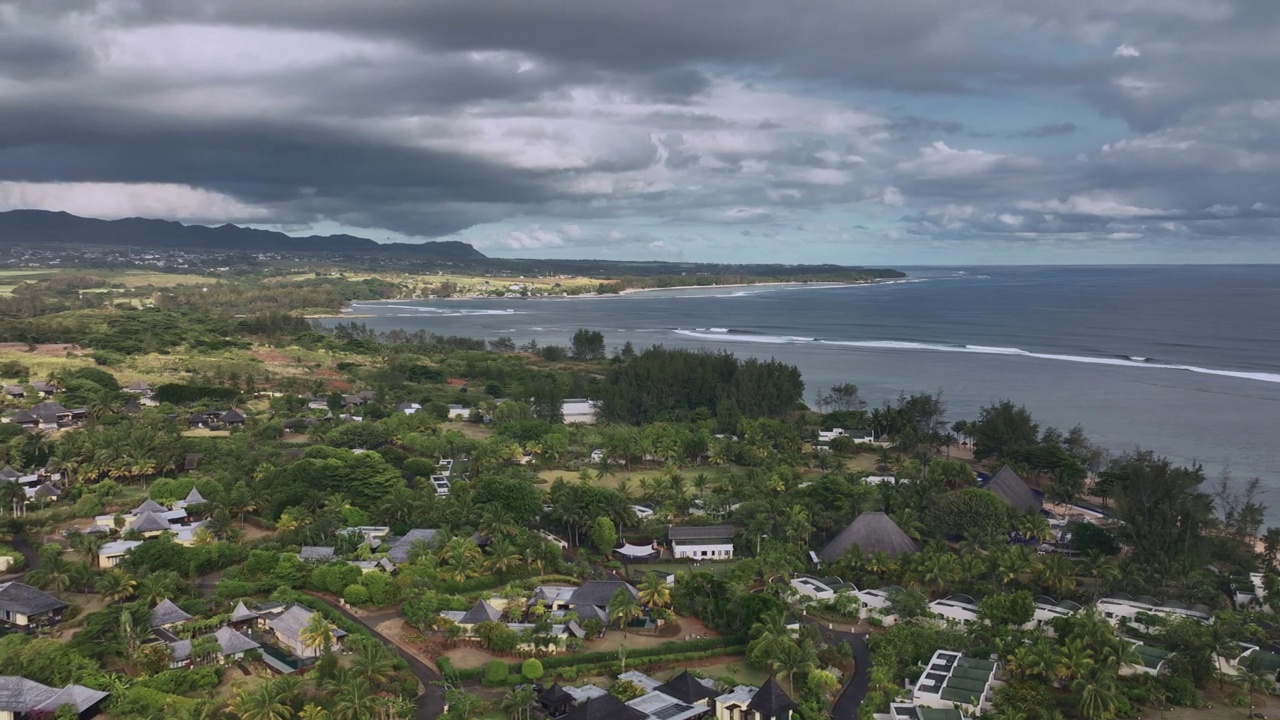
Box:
left=0, top=210, right=486, bottom=261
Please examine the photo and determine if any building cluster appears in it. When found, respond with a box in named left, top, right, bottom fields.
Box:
left=532, top=670, right=795, bottom=720
left=435, top=580, right=645, bottom=653
left=91, top=490, right=210, bottom=567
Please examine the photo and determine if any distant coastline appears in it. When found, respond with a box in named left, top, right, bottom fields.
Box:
left=315, top=277, right=888, bottom=317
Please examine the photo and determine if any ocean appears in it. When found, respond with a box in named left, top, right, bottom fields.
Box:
left=333, top=265, right=1280, bottom=517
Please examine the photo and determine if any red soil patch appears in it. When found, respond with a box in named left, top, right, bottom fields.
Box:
left=446, top=378, right=467, bottom=386
left=252, top=348, right=293, bottom=364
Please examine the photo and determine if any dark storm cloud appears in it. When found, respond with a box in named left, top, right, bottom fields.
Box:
left=0, top=0, right=1277, bottom=255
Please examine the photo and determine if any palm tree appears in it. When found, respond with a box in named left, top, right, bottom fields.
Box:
left=299, top=612, right=337, bottom=657
left=483, top=537, right=523, bottom=577
left=332, top=678, right=378, bottom=720
left=231, top=683, right=293, bottom=720
left=1054, top=638, right=1094, bottom=684
left=1036, top=555, right=1077, bottom=594
left=636, top=573, right=672, bottom=609
left=748, top=610, right=794, bottom=667
left=771, top=644, right=816, bottom=696
left=1073, top=667, right=1119, bottom=719
left=607, top=587, right=643, bottom=637
left=297, top=705, right=329, bottom=720
left=437, top=537, right=483, bottom=583
left=95, top=569, right=138, bottom=602
left=71, top=532, right=109, bottom=568
left=351, top=636, right=398, bottom=689
left=500, top=686, right=537, bottom=720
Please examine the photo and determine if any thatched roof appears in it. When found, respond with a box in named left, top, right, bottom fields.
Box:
left=984, top=465, right=1042, bottom=514
left=817, top=511, right=918, bottom=562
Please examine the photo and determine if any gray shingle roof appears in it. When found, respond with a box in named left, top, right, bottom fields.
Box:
left=385, top=529, right=441, bottom=563
left=298, top=546, right=336, bottom=562
left=0, top=677, right=108, bottom=714
left=266, top=604, right=347, bottom=643
left=168, top=639, right=192, bottom=663
left=656, top=670, right=720, bottom=704
left=985, top=465, right=1042, bottom=514
left=817, top=511, right=918, bottom=562
left=150, top=598, right=192, bottom=628
left=133, top=499, right=167, bottom=514
left=184, top=487, right=206, bottom=504
left=128, top=511, right=173, bottom=533
left=459, top=600, right=502, bottom=625
left=0, top=466, right=18, bottom=480
left=214, top=626, right=261, bottom=655
left=568, top=580, right=638, bottom=608
left=667, top=525, right=737, bottom=542
left=747, top=677, right=796, bottom=718
left=563, top=694, right=647, bottom=720
left=230, top=601, right=259, bottom=622
left=0, top=582, right=68, bottom=616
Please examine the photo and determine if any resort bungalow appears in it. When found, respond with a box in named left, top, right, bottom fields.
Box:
left=668, top=525, right=737, bottom=560
left=297, top=546, right=336, bottom=563
left=1215, top=642, right=1280, bottom=686
left=1231, top=572, right=1272, bottom=612
left=0, top=582, right=68, bottom=632
left=568, top=580, right=639, bottom=618
left=342, top=526, right=392, bottom=548
left=561, top=399, right=597, bottom=425
left=98, top=540, right=143, bottom=569
left=816, top=512, right=918, bottom=564
left=439, top=600, right=503, bottom=635
left=384, top=529, right=442, bottom=566
left=929, top=595, right=981, bottom=628
left=263, top=604, right=346, bottom=659
left=981, top=466, right=1042, bottom=515
left=150, top=598, right=192, bottom=632
left=713, top=677, right=796, bottom=720
left=447, top=404, right=469, bottom=419
left=911, top=651, right=998, bottom=716
left=1095, top=593, right=1211, bottom=633
left=1028, top=596, right=1083, bottom=634
left=0, top=676, right=108, bottom=720
left=1122, top=641, right=1175, bottom=676
left=855, top=587, right=904, bottom=627
left=168, top=626, right=261, bottom=669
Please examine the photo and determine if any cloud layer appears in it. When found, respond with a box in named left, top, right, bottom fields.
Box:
left=0, top=0, right=1276, bottom=262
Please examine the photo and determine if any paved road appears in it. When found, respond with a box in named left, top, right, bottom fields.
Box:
left=310, top=596, right=445, bottom=720
left=810, top=622, right=871, bottom=720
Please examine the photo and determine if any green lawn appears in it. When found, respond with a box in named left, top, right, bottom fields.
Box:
left=626, top=560, right=741, bottom=581
left=537, top=464, right=739, bottom=491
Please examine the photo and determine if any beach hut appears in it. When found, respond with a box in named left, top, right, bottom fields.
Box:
left=817, top=511, right=918, bottom=563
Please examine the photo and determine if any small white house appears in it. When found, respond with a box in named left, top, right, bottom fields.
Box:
left=590, top=449, right=605, bottom=463
left=817, top=428, right=847, bottom=444
left=668, top=525, right=736, bottom=560
left=929, top=594, right=981, bottom=628
left=561, top=399, right=597, bottom=424
left=99, top=540, right=144, bottom=568
left=790, top=577, right=836, bottom=601
left=447, top=404, right=470, bottom=419
left=1027, top=595, right=1083, bottom=634
left=1095, top=593, right=1211, bottom=633
left=430, top=475, right=451, bottom=496
left=855, top=587, right=902, bottom=627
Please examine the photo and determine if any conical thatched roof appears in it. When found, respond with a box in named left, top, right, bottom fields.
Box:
left=817, top=511, right=918, bottom=562
left=984, top=465, right=1042, bottom=514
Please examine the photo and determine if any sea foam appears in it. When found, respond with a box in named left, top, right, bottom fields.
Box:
left=669, top=330, right=1280, bottom=385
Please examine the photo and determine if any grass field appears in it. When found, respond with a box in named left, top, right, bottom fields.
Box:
left=626, top=560, right=741, bottom=580
left=0, top=268, right=218, bottom=296
left=537, top=464, right=739, bottom=490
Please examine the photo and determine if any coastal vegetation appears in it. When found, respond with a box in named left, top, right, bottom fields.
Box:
left=0, top=264, right=1275, bottom=720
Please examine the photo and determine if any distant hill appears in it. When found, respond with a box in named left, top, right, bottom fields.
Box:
left=0, top=210, right=486, bottom=261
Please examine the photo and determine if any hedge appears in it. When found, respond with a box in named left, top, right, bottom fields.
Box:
left=442, top=637, right=746, bottom=683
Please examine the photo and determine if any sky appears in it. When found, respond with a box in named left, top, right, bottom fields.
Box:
left=0, top=1, right=1278, bottom=264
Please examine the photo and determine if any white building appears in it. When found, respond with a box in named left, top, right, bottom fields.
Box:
left=1095, top=593, right=1211, bottom=633
left=929, top=595, right=981, bottom=628
left=668, top=525, right=736, bottom=560
left=790, top=577, right=836, bottom=601
left=911, top=651, right=998, bottom=716
left=855, top=587, right=903, bottom=627
left=1027, top=595, right=1083, bottom=635
left=98, top=540, right=143, bottom=569
left=880, top=705, right=970, bottom=720
left=430, top=475, right=451, bottom=495
left=447, top=404, right=470, bottom=419
left=1231, top=572, right=1272, bottom=612
left=561, top=399, right=597, bottom=424
left=1123, top=640, right=1175, bottom=677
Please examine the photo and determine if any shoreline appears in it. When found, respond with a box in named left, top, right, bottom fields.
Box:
left=323, top=277, right=886, bottom=315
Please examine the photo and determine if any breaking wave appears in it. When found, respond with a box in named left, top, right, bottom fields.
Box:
left=669, top=330, right=1280, bottom=384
